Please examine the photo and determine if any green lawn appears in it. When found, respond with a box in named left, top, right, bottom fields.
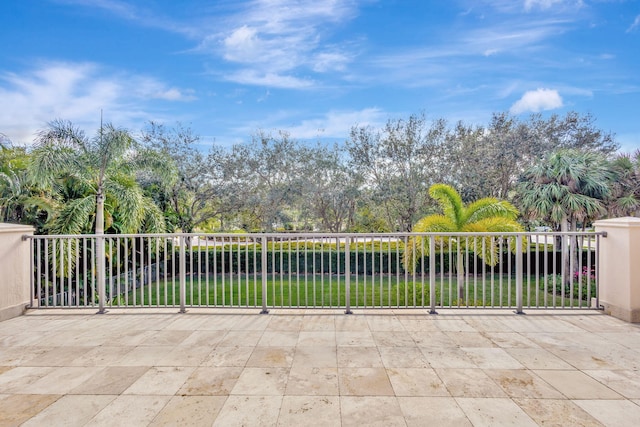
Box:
left=110, top=273, right=595, bottom=309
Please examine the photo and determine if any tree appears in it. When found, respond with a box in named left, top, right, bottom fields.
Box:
left=517, top=150, right=611, bottom=233
left=405, top=184, right=523, bottom=300
left=607, top=150, right=640, bottom=217
left=347, top=114, right=447, bottom=231
left=299, top=144, right=360, bottom=232
left=29, top=120, right=168, bottom=234
left=517, top=149, right=611, bottom=283
left=140, top=122, right=242, bottom=233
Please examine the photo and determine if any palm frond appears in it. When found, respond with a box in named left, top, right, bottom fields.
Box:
left=429, top=184, right=465, bottom=228
left=50, top=195, right=95, bottom=234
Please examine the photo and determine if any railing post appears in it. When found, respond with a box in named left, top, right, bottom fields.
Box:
left=179, top=235, right=186, bottom=313
left=97, top=235, right=106, bottom=314
left=515, top=235, right=524, bottom=315
left=345, top=236, right=352, bottom=314
left=429, top=235, right=437, bottom=314
left=260, top=235, right=269, bottom=314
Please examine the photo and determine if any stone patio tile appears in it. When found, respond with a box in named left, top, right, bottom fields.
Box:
left=435, top=319, right=477, bottom=332
left=157, top=345, right=213, bottom=366
left=257, top=331, right=300, bottom=347
left=484, top=369, right=565, bottom=398
left=505, top=347, right=574, bottom=370
left=265, top=316, right=303, bottom=331
left=178, top=366, right=243, bottom=395
left=513, top=398, right=604, bottom=427
left=85, top=395, right=172, bottom=426
left=70, top=366, right=149, bottom=394
left=68, top=345, right=134, bottom=366
left=0, top=330, right=44, bottom=347
left=277, top=396, right=340, bottom=427
left=435, top=369, right=508, bottom=398
left=397, top=396, right=472, bottom=427
left=178, top=330, right=226, bottom=347
left=20, top=395, right=116, bottom=427
left=0, top=367, right=53, bottom=393
left=446, top=331, right=496, bottom=348
left=378, top=346, right=429, bottom=368
left=590, top=345, right=640, bottom=371
left=574, top=400, right=640, bottom=427
left=291, top=346, right=337, bottom=368
left=23, top=346, right=95, bottom=366
left=21, top=367, right=100, bottom=394
left=533, top=370, right=624, bottom=399
left=340, top=396, right=405, bottom=427
left=372, top=330, right=415, bottom=347
left=285, top=366, right=339, bottom=396
left=583, top=370, right=640, bottom=399
left=366, top=316, right=406, bottom=331
left=334, top=316, right=369, bottom=331
left=0, top=346, right=48, bottom=366
left=231, top=367, right=289, bottom=395
left=229, top=310, right=275, bottom=331
left=104, top=329, right=157, bottom=346
left=464, top=317, right=514, bottom=333
left=246, top=347, right=295, bottom=368
left=163, top=316, right=211, bottom=331
left=112, top=345, right=175, bottom=366
left=545, top=347, right=624, bottom=370
left=297, top=331, right=336, bottom=347
left=125, top=366, right=195, bottom=395
left=201, top=346, right=254, bottom=367
left=148, top=395, right=227, bottom=427
left=338, top=367, right=394, bottom=396
left=397, top=318, right=440, bottom=332
left=386, top=367, right=449, bottom=396
left=337, top=346, right=383, bottom=368
left=300, top=315, right=335, bottom=331
left=595, top=332, right=640, bottom=350
left=484, top=332, right=541, bottom=348
left=139, top=330, right=195, bottom=346
left=213, top=395, right=282, bottom=427
left=461, top=347, right=524, bottom=369
left=456, top=397, right=538, bottom=426
left=218, top=330, right=264, bottom=347
left=409, top=331, right=457, bottom=347
left=0, top=394, right=60, bottom=426
left=335, top=331, right=376, bottom=346
left=420, top=347, right=477, bottom=369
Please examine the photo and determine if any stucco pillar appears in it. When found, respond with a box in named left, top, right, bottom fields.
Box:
left=0, top=223, right=34, bottom=321
left=594, top=217, right=640, bottom=323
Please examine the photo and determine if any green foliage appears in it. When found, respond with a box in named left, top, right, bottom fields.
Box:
left=405, top=184, right=523, bottom=271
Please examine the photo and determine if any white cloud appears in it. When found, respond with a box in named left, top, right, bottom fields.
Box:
left=510, top=88, right=563, bottom=114
left=224, top=70, right=314, bottom=89
left=0, top=62, right=194, bottom=144
left=524, top=0, right=564, bottom=11
left=201, top=0, right=360, bottom=88
left=627, top=15, right=640, bottom=33
left=283, top=108, right=387, bottom=139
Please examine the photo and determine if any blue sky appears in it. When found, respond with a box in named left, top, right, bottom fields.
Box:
left=1, top=0, right=639, bottom=151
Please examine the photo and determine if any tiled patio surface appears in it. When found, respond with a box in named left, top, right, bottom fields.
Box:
left=2, top=308, right=640, bottom=426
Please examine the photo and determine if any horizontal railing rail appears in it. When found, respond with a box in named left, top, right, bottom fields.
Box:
left=26, top=231, right=603, bottom=313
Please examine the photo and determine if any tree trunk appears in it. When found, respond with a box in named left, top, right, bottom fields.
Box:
left=457, top=242, right=465, bottom=303
left=95, top=189, right=104, bottom=235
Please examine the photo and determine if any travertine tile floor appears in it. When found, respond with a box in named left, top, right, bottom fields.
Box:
left=2, top=308, right=640, bottom=426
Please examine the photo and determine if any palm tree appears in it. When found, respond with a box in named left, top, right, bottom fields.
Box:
left=29, top=120, right=169, bottom=235
left=517, top=149, right=611, bottom=284
left=405, top=183, right=523, bottom=300
left=607, top=150, right=640, bottom=217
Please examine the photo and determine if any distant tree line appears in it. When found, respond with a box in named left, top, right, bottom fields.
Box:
left=1, top=111, right=638, bottom=235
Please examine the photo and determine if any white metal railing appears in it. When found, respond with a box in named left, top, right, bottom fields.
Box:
left=27, top=231, right=603, bottom=313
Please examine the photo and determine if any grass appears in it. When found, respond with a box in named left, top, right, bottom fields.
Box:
left=109, top=273, right=594, bottom=309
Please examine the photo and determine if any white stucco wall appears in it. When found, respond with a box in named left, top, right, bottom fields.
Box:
left=594, top=217, right=640, bottom=323
left=0, top=223, right=34, bottom=321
